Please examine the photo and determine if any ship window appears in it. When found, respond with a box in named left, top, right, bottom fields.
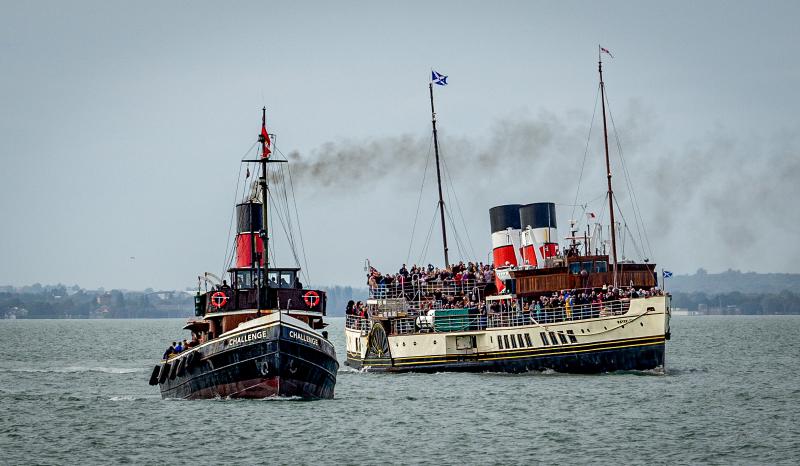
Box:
left=267, top=271, right=280, bottom=287
left=569, top=263, right=581, bottom=274
left=581, top=262, right=593, bottom=273
left=548, top=332, right=558, bottom=345
left=516, top=334, right=525, bottom=348
left=281, top=271, right=296, bottom=288
left=499, top=335, right=505, bottom=349
left=540, top=332, right=549, bottom=345
left=595, top=261, right=608, bottom=273
left=236, top=271, right=255, bottom=289
left=566, top=330, right=578, bottom=343
left=524, top=333, right=533, bottom=347
left=503, top=334, right=511, bottom=349
left=509, top=334, right=517, bottom=349
left=557, top=332, right=568, bottom=344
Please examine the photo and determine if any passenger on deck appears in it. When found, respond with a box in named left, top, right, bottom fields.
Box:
left=174, top=341, right=183, bottom=353
left=163, top=342, right=176, bottom=359
left=182, top=339, right=189, bottom=350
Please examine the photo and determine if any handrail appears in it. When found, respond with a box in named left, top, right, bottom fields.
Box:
left=368, top=278, right=487, bottom=300
left=345, top=299, right=633, bottom=335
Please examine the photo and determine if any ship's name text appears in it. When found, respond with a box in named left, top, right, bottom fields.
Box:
left=226, top=330, right=269, bottom=346
left=289, top=330, right=319, bottom=346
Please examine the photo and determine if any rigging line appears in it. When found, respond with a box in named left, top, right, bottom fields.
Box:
left=272, top=161, right=304, bottom=272
left=603, top=89, right=653, bottom=259
left=612, top=194, right=644, bottom=261
left=278, top=147, right=312, bottom=284
left=437, top=157, right=468, bottom=262
left=606, top=102, right=649, bottom=260
left=571, top=84, right=601, bottom=222
left=225, top=159, right=257, bottom=273
left=444, top=203, right=468, bottom=262
left=272, top=163, right=296, bottom=258
left=279, top=163, right=307, bottom=279
left=269, top=162, right=303, bottom=272
left=221, top=141, right=259, bottom=277
left=439, top=146, right=477, bottom=259
left=418, top=204, right=440, bottom=266
left=406, top=133, right=435, bottom=265
left=268, top=189, right=304, bottom=269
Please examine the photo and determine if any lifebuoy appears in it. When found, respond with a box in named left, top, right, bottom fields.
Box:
left=303, top=290, right=320, bottom=308
left=210, top=291, right=228, bottom=308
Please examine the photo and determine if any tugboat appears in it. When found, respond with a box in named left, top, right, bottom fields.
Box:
left=149, top=109, right=338, bottom=399
left=345, top=54, right=670, bottom=373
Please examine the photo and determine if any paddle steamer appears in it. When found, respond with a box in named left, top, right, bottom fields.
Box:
left=345, top=53, right=670, bottom=373
left=149, top=109, right=338, bottom=398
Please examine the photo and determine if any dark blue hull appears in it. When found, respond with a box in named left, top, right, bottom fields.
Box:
left=346, top=336, right=665, bottom=374
left=158, top=321, right=338, bottom=399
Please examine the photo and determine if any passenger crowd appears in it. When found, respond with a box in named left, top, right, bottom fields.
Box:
left=366, top=262, right=496, bottom=288
left=347, top=267, right=665, bottom=328
left=162, top=338, right=199, bottom=359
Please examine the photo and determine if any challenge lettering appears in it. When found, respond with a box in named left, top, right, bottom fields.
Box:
left=226, top=330, right=269, bottom=346
left=289, top=330, right=320, bottom=346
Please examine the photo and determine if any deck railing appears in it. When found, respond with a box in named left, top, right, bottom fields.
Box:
left=345, top=299, right=633, bottom=335
left=368, top=278, right=487, bottom=301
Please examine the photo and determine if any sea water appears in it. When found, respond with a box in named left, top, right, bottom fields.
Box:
left=1, top=316, right=798, bottom=464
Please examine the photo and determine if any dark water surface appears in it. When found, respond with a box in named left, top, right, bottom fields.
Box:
left=1, top=316, right=798, bottom=464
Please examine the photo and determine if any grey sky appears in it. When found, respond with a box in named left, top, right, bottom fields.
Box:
left=1, top=1, right=798, bottom=290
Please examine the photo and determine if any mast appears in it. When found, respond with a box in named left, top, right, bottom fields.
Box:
left=256, top=107, right=270, bottom=311
left=429, top=82, right=450, bottom=268
left=599, top=48, right=619, bottom=287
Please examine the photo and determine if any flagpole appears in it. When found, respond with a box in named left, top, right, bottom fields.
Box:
left=429, top=80, right=450, bottom=268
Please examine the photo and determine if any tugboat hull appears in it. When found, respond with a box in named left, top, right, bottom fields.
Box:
left=158, top=316, right=338, bottom=400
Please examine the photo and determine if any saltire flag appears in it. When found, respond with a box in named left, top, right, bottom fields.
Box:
left=663, top=270, right=673, bottom=278
left=260, top=120, right=271, bottom=159
left=431, top=70, right=448, bottom=86
left=586, top=212, right=597, bottom=221
left=600, top=46, right=614, bottom=58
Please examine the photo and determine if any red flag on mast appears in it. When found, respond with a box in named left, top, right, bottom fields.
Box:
left=260, top=107, right=271, bottom=158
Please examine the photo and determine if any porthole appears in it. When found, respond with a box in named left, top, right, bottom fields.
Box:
left=402, top=342, right=406, bottom=346
left=640, top=322, right=644, bottom=327
left=604, top=326, right=607, bottom=330
left=433, top=340, right=437, bottom=344
left=413, top=341, right=417, bottom=346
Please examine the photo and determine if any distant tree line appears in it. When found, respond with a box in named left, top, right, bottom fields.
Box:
left=0, top=284, right=194, bottom=319
left=670, top=290, right=800, bottom=315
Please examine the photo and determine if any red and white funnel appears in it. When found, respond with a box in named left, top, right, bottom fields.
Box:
left=489, top=204, right=522, bottom=290
left=519, top=202, right=559, bottom=266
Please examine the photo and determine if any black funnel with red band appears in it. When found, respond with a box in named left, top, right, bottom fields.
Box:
left=235, top=201, right=265, bottom=268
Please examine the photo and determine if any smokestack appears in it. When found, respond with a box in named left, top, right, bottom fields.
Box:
left=235, top=202, right=265, bottom=268
left=489, top=204, right=522, bottom=290
left=519, top=202, right=559, bottom=265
